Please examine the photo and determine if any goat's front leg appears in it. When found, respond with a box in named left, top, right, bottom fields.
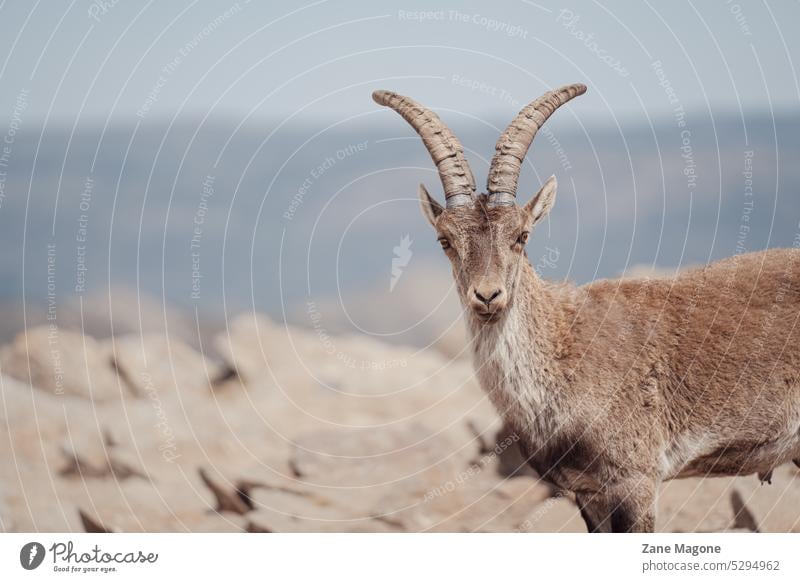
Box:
left=576, top=477, right=657, bottom=533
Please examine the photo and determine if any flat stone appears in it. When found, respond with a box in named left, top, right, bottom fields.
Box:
left=657, top=477, right=739, bottom=532
left=213, top=314, right=291, bottom=383
left=182, top=512, right=246, bottom=532
left=516, top=495, right=587, bottom=532
left=290, top=423, right=456, bottom=486
left=0, top=327, right=122, bottom=401
left=107, top=334, right=218, bottom=397
left=372, top=473, right=552, bottom=532
left=731, top=466, right=800, bottom=532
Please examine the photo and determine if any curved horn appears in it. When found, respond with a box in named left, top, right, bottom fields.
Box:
left=486, top=83, right=586, bottom=205
left=373, top=90, right=476, bottom=208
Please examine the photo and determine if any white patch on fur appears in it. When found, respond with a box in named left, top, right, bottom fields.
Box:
left=659, top=432, right=713, bottom=478
left=470, top=305, right=558, bottom=444
left=662, top=425, right=800, bottom=479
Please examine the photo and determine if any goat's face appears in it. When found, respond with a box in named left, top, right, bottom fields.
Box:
left=420, top=176, right=557, bottom=322
left=373, top=84, right=584, bottom=322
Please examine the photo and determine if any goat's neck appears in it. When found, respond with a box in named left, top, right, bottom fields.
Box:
left=465, top=262, right=565, bottom=438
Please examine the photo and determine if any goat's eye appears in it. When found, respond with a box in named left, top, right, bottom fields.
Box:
left=438, top=238, right=451, bottom=251
left=517, top=231, right=529, bottom=245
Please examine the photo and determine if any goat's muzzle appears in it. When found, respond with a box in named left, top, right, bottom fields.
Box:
left=469, top=281, right=508, bottom=321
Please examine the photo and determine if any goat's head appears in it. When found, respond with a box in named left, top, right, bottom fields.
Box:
left=373, top=84, right=586, bottom=322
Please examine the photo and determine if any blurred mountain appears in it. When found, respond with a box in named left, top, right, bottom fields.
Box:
left=1, top=111, right=798, bottom=348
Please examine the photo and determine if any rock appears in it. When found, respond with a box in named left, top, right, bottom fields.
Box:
left=290, top=423, right=454, bottom=486
left=657, top=477, right=739, bottom=532
left=183, top=513, right=246, bottom=532
left=731, top=466, right=800, bottom=532
left=0, top=326, right=122, bottom=401
left=730, top=489, right=759, bottom=532
left=69, top=479, right=210, bottom=532
left=8, top=497, right=83, bottom=532
left=373, top=473, right=551, bottom=532
left=213, top=314, right=290, bottom=383
left=477, top=475, right=554, bottom=530
left=58, top=429, right=146, bottom=481
left=78, top=509, right=115, bottom=533
left=197, top=468, right=251, bottom=515
left=0, top=493, right=12, bottom=532
left=0, top=375, right=109, bottom=473
left=6, top=313, right=799, bottom=534
left=246, top=488, right=397, bottom=532
left=108, top=334, right=218, bottom=396
left=289, top=423, right=460, bottom=515
left=517, top=495, right=587, bottom=532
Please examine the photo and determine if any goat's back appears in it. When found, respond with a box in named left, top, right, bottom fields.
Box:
left=557, top=248, right=800, bottom=477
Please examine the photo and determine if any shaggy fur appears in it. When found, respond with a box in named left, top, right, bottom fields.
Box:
left=423, top=189, right=800, bottom=533
left=380, top=83, right=800, bottom=532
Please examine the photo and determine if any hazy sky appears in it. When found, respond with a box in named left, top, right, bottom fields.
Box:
left=0, top=0, right=798, bottom=126
left=1, top=0, right=799, bottom=333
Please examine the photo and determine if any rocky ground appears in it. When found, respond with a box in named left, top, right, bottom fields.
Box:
left=1, top=313, right=798, bottom=532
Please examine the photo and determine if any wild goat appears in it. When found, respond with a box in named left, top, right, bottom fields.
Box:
left=373, top=84, right=800, bottom=532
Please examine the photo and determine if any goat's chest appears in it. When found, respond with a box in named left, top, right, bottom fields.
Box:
left=472, top=322, right=556, bottom=443
left=471, top=321, right=606, bottom=491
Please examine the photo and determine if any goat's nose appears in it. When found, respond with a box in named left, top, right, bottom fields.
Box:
left=474, top=288, right=502, bottom=306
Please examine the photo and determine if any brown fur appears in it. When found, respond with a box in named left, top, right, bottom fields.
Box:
left=421, top=186, right=800, bottom=532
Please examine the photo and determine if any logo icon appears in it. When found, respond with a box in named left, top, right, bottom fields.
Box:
left=390, top=234, right=413, bottom=292
left=20, top=542, right=46, bottom=570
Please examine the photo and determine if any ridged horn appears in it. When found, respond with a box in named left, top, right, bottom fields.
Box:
left=373, top=90, right=476, bottom=208
left=486, top=83, right=586, bottom=204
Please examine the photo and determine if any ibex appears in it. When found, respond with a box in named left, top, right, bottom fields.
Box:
left=373, top=84, right=800, bottom=532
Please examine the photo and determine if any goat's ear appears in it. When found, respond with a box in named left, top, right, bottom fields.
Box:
left=418, top=183, right=443, bottom=228
left=523, top=175, right=557, bottom=227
